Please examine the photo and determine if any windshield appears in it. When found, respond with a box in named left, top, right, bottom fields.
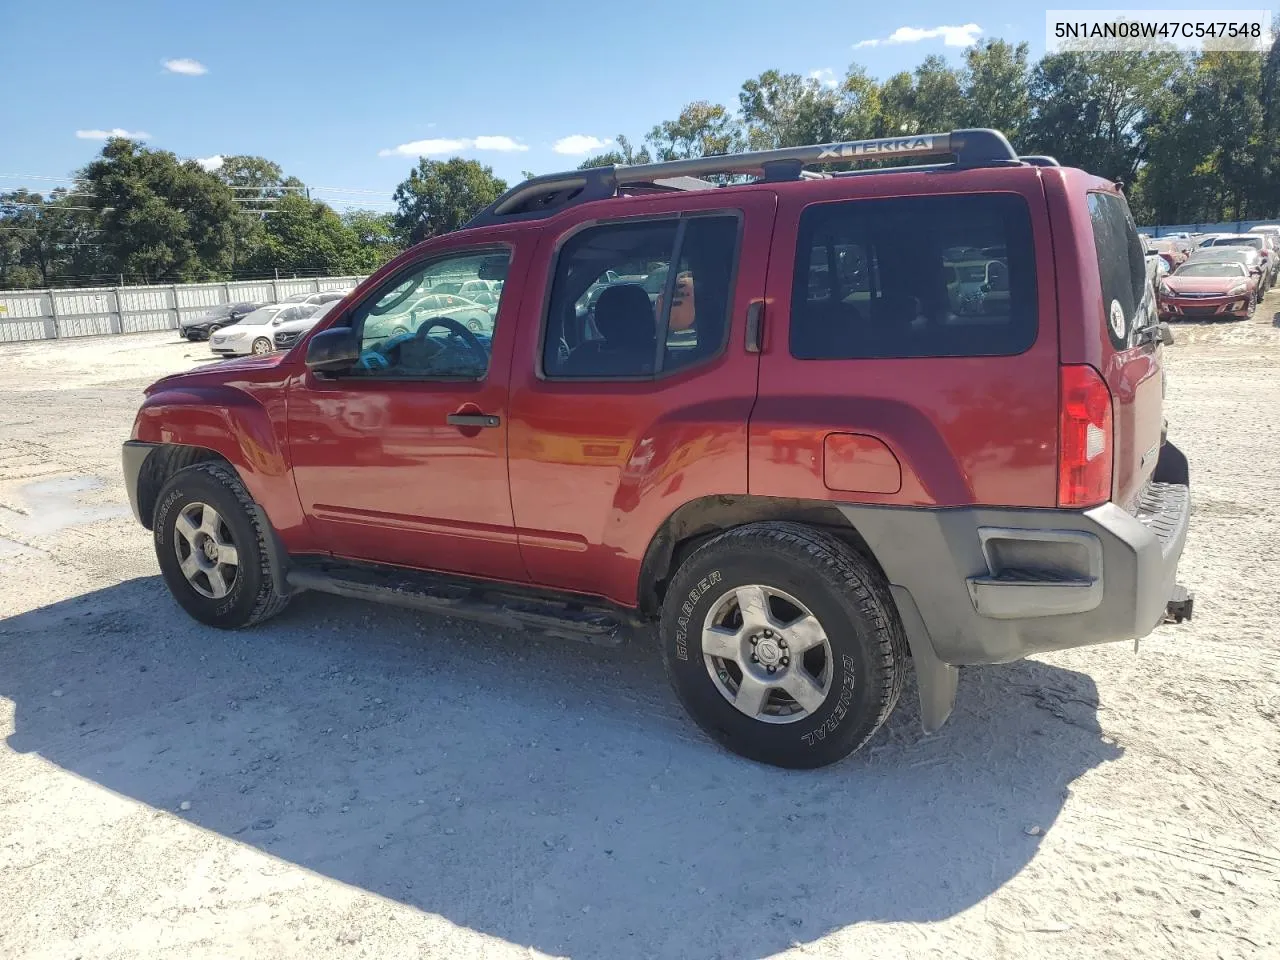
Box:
left=1175, top=263, right=1245, bottom=278
left=240, top=306, right=281, bottom=325
left=1212, top=237, right=1262, bottom=249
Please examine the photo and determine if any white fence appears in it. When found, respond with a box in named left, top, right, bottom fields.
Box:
left=0, top=275, right=368, bottom=344
left=1140, top=219, right=1279, bottom=238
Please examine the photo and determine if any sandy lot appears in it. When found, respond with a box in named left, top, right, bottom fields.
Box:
left=0, top=309, right=1277, bottom=960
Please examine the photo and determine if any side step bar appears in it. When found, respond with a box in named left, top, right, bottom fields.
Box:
left=285, top=559, right=638, bottom=646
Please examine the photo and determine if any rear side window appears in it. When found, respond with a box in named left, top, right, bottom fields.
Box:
left=789, top=193, right=1038, bottom=360
left=543, top=215, right=739, bottom=379
left=1087, top=191, right=1150, bottom=347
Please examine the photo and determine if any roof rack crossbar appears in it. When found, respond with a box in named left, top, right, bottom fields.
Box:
left=465, top=128, right=1019, bottom=228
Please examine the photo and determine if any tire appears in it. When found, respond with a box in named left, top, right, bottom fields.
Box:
left=153, top=462, right=290, bottom=629
left=251, top=337, right=272, bottom=355
left=659, top=521, right=908, bottom=769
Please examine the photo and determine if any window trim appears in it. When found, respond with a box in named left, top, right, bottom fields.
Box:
left=536, top=209, right=745, bottom=383
left=338, top=242, right=512, bottom=383
left=787, top=190, right=1040, bottom=362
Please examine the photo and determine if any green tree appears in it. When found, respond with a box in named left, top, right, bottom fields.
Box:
left=341, top=208, right=401, bottom=269
left=577, top=134, right=652, bottom=168
left=646, top=101, right=744, bottom=160
left=961, top=40, right=1031, bottom=141
left=1139, top=52, right=1265, bottom=223
left=1026, top=50, right=1183, bottom=184
left=739, top=70, right=844, bottom=148
left=392, top=157, right=507, bottom=245
left=243, top=194, right=368, bottom=275
left=0, top=188, right=101, bottom=286
left=82, top=138, right=239, bottom=282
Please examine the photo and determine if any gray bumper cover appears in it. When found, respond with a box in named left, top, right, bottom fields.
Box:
left=121, top=440, right=160, bottom=525
left=839, top=481, right=1191, bottom=668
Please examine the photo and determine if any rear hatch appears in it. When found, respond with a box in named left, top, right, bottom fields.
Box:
left=1083, top=190, right=1165, bottom=511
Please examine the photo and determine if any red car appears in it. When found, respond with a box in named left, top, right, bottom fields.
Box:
left=123, top=130, right=1193, bottom=768
left=1159, top=261, right=1258, bottom=320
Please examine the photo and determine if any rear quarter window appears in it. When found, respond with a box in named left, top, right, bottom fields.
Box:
left=789, top=193, right=1038, bottom=360
left=1087, top=191, right=1151, bottom=347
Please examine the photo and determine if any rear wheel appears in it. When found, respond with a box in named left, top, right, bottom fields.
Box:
left=251, top=337, right=272, bottom=355
left=153, top=462, right=289, bottom=629
left=660, top=522, right=907, bottom=768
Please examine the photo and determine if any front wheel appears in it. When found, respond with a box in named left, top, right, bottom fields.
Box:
left=251, top=337, right=272, bottom=355
left=153, top=462, right=290, bottom=628
left=660, top=522, right=907, bottom=768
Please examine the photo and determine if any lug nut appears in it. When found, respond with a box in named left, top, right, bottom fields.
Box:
left=779, top=639, right=788, bottom=649
left=780, top=656, right=790, bottom=666
left=750, top=653, right=759, bottom=663
left=750, top=636, right=758, bottom=645
left=767, top=665, right=777, bottom=674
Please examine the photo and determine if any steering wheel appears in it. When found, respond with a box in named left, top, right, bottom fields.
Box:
left=415, top=316, right=488, bottom=363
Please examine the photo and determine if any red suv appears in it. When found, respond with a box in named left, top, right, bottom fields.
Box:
left=123, top=130, right=1192, bottom=768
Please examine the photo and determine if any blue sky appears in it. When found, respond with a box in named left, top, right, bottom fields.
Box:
left=0, top=0, right=1221, bottom=210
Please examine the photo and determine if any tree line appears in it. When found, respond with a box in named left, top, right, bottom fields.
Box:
left=4, top=37, right=1278, bottom=290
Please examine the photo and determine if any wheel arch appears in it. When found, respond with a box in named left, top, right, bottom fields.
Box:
left=636, top=495, right=883, bottom=618
left=135, top=444, right=231, bottom=531
left=130, top=382, right=312, bottom=550
left=637, top=494, right=960, bottom=736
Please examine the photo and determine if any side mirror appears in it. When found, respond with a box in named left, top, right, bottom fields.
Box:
left=305, top=327, right=360, bottom=373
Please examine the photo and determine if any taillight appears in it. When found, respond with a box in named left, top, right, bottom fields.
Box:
left=1058, top=364, right=1113, bottom=508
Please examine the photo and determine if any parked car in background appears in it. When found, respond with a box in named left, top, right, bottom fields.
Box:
left=1158, top=260, right=1257, bottom=321
left=1186, top=245, right=1266, bottom=290
left=363, top=291, right=494, bottom=340
left=1150, top=238, right=1193, bottom=270
left=211, top=303, right=313, bottom=356
left=280, top=291, right=349, bottom=308
left=180, top=301, right=264, bottom=341
left=1145, top=250, right=1170, bottom=286
left=1208, top=235, right=1275, bottom=287
left=272, top=301, right=338, bottom=351
left=1197, top=233, right=1233, bottom=247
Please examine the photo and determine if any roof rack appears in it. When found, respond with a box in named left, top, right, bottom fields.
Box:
left=466, top=128, right=1020, bottom=229
left=1019, top=155, right=1061, bottom=167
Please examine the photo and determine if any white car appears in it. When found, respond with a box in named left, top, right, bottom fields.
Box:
left=280, top=290, right=349, bottom=308
left=211, top=303, right=316, bottom=356
left=363, top=293, right=494, bottom=340
left=271, top=301, right=337, bottom=351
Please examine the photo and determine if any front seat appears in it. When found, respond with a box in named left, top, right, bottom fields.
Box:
left=564, top=283, right=657, bottom=375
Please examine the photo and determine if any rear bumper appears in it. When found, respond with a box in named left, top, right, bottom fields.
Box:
left=839, top=459, right=1192, bottom=666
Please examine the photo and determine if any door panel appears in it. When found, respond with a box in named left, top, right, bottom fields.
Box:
left=286, top=244, right=528, bottom=583
left=752, top=170, right=1062, bottom=509
left=507, top=191, right=778, bottom=605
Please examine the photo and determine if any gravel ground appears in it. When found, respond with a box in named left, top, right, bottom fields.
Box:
left=0, top=308, right=1277, bottom=960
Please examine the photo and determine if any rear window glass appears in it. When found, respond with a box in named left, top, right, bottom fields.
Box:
left=789, top=193, right=1037, bottom=360
left=1087, top=191, right=1151, bottom=346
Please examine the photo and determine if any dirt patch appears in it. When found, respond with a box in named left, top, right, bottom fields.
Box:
left=1, top=314, right=1278, bottom=959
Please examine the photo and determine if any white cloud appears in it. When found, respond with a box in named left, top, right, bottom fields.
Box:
left=75, top=128, right=151, bottom=140
left=808, top=68, right=838, bottom=88
left=378, top=135, right=528, bottom=157
left=473, top=135, right=529, bottom=152
left=162, top=58, right=208, bottom=76
left=854, top=23, right=982, bottom=49
left=196, top=155, right=224, bottom=172
left=552, top=134, right=613, bottom=155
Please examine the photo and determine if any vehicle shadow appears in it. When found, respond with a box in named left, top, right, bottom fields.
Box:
left=1, top=577, right=1121, bottom=959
